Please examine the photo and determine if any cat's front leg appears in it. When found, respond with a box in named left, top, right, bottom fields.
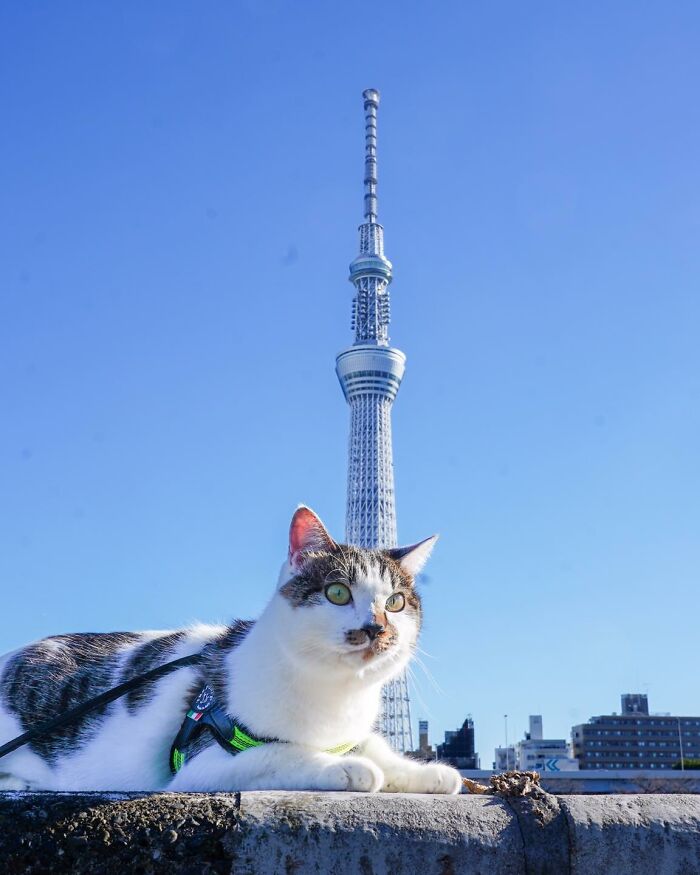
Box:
left=360, top=733, right=462, bottom=795
left=168, top=741, right=384, bottom=793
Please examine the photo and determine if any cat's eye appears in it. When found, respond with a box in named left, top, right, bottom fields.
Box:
left=385, top=592, right=405, bottom=613
left=325, top=583, right=352, bottom=606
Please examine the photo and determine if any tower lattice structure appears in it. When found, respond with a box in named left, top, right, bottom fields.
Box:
left=336, top=89, right=413, bottom=754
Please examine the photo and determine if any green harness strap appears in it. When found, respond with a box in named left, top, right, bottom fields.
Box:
left=324, top=739, right=358, bottom=756
left=170, top=684, right=357, bottom=774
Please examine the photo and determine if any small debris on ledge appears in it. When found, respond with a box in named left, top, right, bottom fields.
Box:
left=463, top=770, right=543, bottom=798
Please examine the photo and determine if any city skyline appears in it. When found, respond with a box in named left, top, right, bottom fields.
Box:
left=429, top=693, right=700, bottom=774
left=1, top=2, right=698, bottom=766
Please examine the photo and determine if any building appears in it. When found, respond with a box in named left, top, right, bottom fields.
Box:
left=621, top=693, right=649, bottom=715
left=516, top=716, right=579, bottom=772
left=494, top=746, right=516, bottom=771
left=572, top=694, right=700, bottom=770
left=437, top=718, right=480, bottom=769
left=529, top=715, right=543, bottom=740
left=409, top=720, right=436, bottom=761
left=494, top=716, right=578, bottom=772
left=335, top=90, right=412, bottom=752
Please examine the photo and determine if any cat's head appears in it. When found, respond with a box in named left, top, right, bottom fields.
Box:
left=274, top=506, right=436, bottom=683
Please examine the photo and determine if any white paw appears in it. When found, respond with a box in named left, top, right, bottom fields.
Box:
left=322, top=755, right=384, bottom=792
left=414, top=763, right=463, bottom=794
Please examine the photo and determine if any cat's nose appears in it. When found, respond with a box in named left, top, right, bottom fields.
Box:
left=361, top=623, right=385, bottom=641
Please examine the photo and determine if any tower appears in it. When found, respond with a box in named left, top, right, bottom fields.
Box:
left=335, top=89, right=413, bottom=753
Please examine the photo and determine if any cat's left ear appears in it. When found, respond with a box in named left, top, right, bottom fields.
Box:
left=288, top=505, right=337, bottom=569
left=386, top=535, right=438, bottom=577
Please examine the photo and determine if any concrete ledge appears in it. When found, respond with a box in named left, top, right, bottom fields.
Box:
left=461, top=768, right=700, bottom=794
left=1, top=791, right=700, bottom=874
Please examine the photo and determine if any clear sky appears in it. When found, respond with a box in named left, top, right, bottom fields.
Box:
left=2, top=1, right=699, bottom=767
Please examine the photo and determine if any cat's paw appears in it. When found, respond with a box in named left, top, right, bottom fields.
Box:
left=412, top=763, right=463, bottom=795
left=322, top=755, right=384, bottom=792
left=382, top=762, right=462, bottom=794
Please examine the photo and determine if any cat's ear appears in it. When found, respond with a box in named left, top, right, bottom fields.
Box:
left=288, top=506, right=337, bottom=568
left=386, top=535, right=438, bottom=577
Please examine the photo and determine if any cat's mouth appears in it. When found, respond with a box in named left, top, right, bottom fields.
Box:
left=342, top=635, right=397, bottom=662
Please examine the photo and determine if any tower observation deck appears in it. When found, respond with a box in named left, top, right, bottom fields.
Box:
left=335, top=89, right=412, bottom=753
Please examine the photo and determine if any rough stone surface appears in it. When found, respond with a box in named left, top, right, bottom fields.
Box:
left=503, top=793, right=570, bottom=875
left=1, top=791, right=699, bottom=874
left=561, top=795, right=700, bottom=875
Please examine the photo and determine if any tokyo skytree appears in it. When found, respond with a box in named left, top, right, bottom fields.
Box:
left=335, top=89, right=413, bottom=753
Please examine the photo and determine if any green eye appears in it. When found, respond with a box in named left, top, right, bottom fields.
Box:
left=385, top=592, right=405, bottom=613
left=325, top=583, right=352, bottom=606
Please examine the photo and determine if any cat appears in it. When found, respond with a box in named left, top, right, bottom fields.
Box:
left=0, top=506, right=462, bottom=794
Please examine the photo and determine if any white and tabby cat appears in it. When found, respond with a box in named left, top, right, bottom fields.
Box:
left=0, top=507, right=461, bottom=794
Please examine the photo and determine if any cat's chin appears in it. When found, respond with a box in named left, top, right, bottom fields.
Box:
left=337, top=644, right=409, bottom=680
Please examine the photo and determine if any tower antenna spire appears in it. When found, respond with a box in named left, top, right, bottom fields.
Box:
left=362, top=88, right=380, bottom=223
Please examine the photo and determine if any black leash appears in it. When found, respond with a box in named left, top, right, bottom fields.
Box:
left=0, top=652, right=203, bottom=762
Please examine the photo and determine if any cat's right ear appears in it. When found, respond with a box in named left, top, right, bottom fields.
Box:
left=288, top=506, right=337, bottom=569
left=386, top=535, right=438, bottom=577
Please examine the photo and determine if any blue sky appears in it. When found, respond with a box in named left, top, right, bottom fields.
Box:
left=2, top=1, right=699, bottom=766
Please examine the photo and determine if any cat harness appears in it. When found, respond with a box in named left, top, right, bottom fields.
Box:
left=169, top=684, right=358, bottom=774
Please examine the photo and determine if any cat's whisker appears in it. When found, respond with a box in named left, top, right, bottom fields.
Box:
left=404, top=663, right=436, bottom=722
left=412, top=656, right=444, bottom=695
left=410, top=652, right=445, bottom=696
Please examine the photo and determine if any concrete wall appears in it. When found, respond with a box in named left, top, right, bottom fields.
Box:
left=1, top=790, right=700, bottom=874
left=461, top=768, right=700, bottom=794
